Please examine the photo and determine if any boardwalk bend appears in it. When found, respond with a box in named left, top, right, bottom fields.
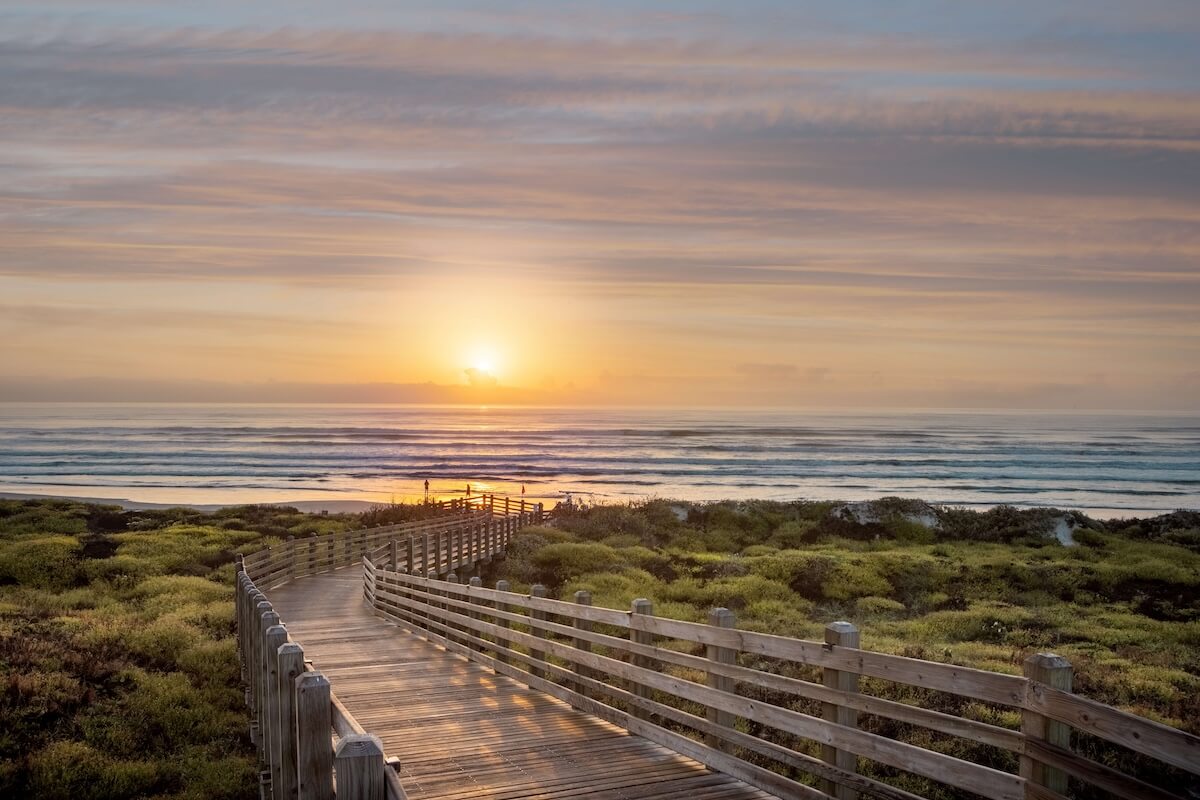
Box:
left=237, top=496, right=1200, bottom=800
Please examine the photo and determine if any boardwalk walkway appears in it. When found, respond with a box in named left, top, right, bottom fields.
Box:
left=269, top=568, right=777, bottom=800
left=239, top=503, right=1200, bottom=800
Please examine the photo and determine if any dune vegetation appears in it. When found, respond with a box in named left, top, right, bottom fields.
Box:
left=0, top=499, right=360, bottom=799
left=486, top=499, right=1200, bottom=798
left=3, top=495, right=1197, bottom=798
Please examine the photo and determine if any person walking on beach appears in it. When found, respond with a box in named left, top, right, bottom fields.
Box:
left=466, top=483, right=471, bottom=496
left=424, top=479, right=430, bottom=499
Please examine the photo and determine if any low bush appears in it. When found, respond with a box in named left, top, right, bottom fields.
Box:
left=0, top=536, right=81, bottom=590
left=0, top=498, right=281, bottom=799
left=530, top=542, right=625, bottom=587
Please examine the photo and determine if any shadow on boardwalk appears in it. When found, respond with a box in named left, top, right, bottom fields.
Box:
left=269, top=568, right=777, bottom=800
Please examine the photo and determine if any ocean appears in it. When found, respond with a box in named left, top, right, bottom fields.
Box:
left=0, top=404, right=1196, bottom=517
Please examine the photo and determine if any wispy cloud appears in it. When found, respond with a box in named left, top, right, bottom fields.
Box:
left=0, top=2, right=1197, bottom=407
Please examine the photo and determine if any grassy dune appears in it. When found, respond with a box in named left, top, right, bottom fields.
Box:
left=488, top=499, right=1200, bottom=798
left=0, top=501, right=340, bottom=799
left=2, top=497, right=1196, bottom=798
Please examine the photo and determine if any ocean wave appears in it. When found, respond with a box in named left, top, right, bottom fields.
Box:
left=1, top=406, right=1197, bottom=512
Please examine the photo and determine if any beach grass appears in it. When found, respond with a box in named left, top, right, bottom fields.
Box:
left=2, top=496, right=1196, bottom=798
left=486, top=499, right=1199, bottom=798
left=0, top=499, right=365, bottom=799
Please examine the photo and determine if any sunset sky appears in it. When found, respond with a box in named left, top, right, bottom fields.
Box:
left=2, top=1, right=1198, bottom=409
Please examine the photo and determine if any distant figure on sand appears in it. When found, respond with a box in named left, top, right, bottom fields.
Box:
left=521, top=484, right=526, bottom=495
left=465, top=483, right=471, bottom=496
left=424, top=479, right=429, bottom=497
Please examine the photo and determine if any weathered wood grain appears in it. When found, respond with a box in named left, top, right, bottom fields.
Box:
left=269, top=569, right=773, bottom=800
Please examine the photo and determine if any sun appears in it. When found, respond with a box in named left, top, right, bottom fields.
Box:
left=469, top=347, right=500, bottom=376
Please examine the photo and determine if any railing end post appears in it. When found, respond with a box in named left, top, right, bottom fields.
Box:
left=820, top=621, right=860, bottom=800
left=294, top=671, right=334, bottom=800
left=629, top=598, right=655, bottom=716
left=334, top=733, right=386, bottom=800
left=705, top=607, right=738, bottom=749
left=1021, top=653, right=1073, bottom=796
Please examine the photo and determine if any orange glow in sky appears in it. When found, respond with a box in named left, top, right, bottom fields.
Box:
left=0, top=2, right=1197, bottom=410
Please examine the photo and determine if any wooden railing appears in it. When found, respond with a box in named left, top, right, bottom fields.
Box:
left=237, top=567, right=408, bottom=800
left=241, top=495, right=543, bottom=590
left=363, top=568, right=1200, bottom=800
left=235, top=499, right=542, bottom=800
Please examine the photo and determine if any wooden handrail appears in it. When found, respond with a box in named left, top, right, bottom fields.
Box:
left=364, top=566, right=1200, bottom=800
left=238, top=502, right=1198, bottom=800
left=235, top=506, right=532, bottom=800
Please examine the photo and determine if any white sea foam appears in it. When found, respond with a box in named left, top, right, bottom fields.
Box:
left=0, top=404, right=1196, bottom=516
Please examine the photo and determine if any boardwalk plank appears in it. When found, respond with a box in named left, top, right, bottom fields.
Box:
left=268, top=568, right=776, bottom=800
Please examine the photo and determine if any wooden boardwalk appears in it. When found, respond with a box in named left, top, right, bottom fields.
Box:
left=240, top=505, right=1200, bottom=800
left=269, top=568, right=778, bottom=800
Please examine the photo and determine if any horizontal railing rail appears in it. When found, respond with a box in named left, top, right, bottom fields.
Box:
left=237, top=566, right=406, bottom=800
left=364, top=567, right=1200, bottom=800
left=241, top=494, right=543, bottom=591
left=236, top=502, right=542, bottom=800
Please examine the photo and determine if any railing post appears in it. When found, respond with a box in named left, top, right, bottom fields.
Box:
left=421, top=534, right=430, bottom=577
left=820, top=621, right=860, bottom=800
left=307, top=538, right=316, bottom=577
left=263, top=623, right=289, bottom=791
left=529, top=584, right=548, bottom=680
left=252, top=601, right=274, bottom=749
left=425, top=570, right=438, bottom=635
left=469, top=577, right=484, bottom=653
left=235, top=574, right=249, bottom=681
left=467, top=522, right=475, bottom=568
left=706, top=608, right=737, bottom=749
left=433, top=531, right=443, bottom=576
left=274, top=642, right=304, bottom=800
left=630, top=598, right=654, bottom=718
left=295, top=671, right=334, bottom=800
left=1022, top=653, right=1073, bottom=796
left=389, top=539, right=398, bottom=571
left=393, top=566, right=417, bottom=628
left=495, top=580, right=511, bottom=668
left=334, top=734, right=386, bottom=800
left=572, top=590, right=593, bottom=697
left=246, top=592, right=266, bottom=699
left=286, top=535, right=295, bottom=580
left=446, top=573, right=459, bottom=646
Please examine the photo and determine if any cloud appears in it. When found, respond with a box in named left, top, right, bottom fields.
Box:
left=463, top=367, right=498, bottom=388
left=0, top=4, right=1197, bottom=408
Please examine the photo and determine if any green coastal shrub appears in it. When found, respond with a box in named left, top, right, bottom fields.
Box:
left=530, top=542, right=625, bottom=587
left=0, top=502, right=88, bottom=537
left=856, top=596, right=907, bottom=616
left=0, top=536, right=81, bottom=589
left=747, top=551, right=834, bottom=589
left=81, top=554, right=157, bottom=586
left=660, top=574, right=792, bottom=611
left=128, top=575, right=230, bottom=612
left=769, top=519, right=820, bottom=548
left=561, top=569, right=662, bottom=610
left=27, top=741, right=160, bottom=800
left=0, top=498, right=268, bottom=799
